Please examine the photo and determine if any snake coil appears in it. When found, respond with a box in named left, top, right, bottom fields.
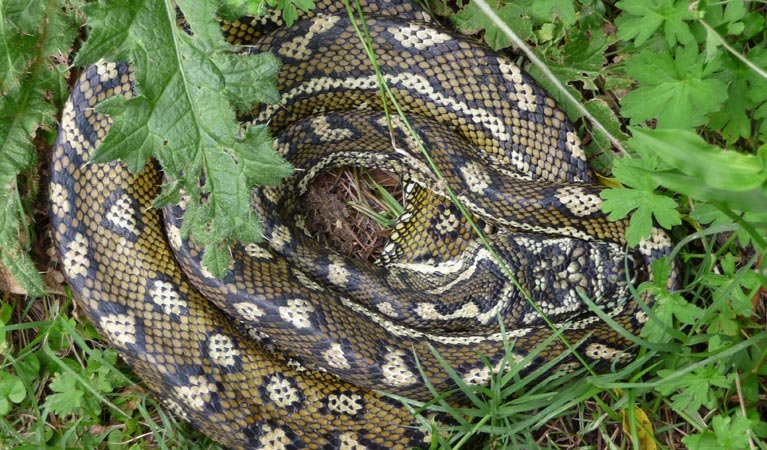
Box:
left=51, top=1, right=676, bottom=448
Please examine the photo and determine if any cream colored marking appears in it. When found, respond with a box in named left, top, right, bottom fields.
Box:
left=498, top=60, right=537, bottom=112
left=278, top=35, right=312, bottom=59
left=266, top=375, right=301, bottom=409
left=339, top=431, right=367, bottom=450
left=311, top=115, right=353, bottom=141
left=327, top=256, right=350, bottom=285
left=63, top=232, right=90, bottom=279
left=258, top=424, right=291, bottom=449
left=269, top=224, right=292, bottom=252
left=166, top=223, right=182, bottom=250
left=244, top=242, right=272, bottom=259
left=309, top=13, right=340, bottom=32
left=274, top=139, right=290, bottom=157
left=381, top=348, right=417, bottom=386
left=556, top=362, right=583, bottom=374
left=208, top=333, right=240, bottom=367
left=105, top=194, right=137, bottom=234
left=556, top=186, right=602, bottom=217
left=462, top=358, right=520, bottom=386
left=50, top=182, right=69, bottom=218
left=279, top=298, right=315, bottom=329
left=454, top=197, right=594, bottom=241
left=585, top=342, right=632, bottom=362
left=177, top=188, right=189, bottom=211
left=162, top=398, right=189, bottom=421
left=389, top=23, right=451, bottom=49
left=376, top=301, right=398, bottom=317
left=322, top=342, right=351, bottom=370
left=337, top=294, right=543, bottom=345
left=565, top=131, right=587, bottom=168
left=460, top=161, right=492, bottom=194
left=233, top=301, right=266, bottom=322
left=255, top=73, right=512, bottom=145
left=461, top=365, right=491, bottom=386
left=415, top=301, right=478, bottom=321
left=278, top=15, right=340, bottom=60
left=61, top=101, right=92, bottom=158
left=639, top=227, right=673, bottom=254
left=292, top=268, right=322, bottom=290
left=391, top=259, right=463, bottom=276
left=100, top=313, right=137, bottom=347
left=149, top=279, right=187, bottom=315
left=97, top=61, right=118, bottom=82
left=327, top=393, right=364, bottom=416
left=174, top=375, right=217, bottom=411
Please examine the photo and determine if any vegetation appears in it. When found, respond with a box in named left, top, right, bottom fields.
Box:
left=1, top=0, right=765, bottom=448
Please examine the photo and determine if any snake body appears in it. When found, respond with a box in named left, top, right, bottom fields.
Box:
left=51, top=2, right=675, bottom=448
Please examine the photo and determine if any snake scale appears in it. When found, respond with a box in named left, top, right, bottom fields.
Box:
left=50, top=1, right=676, bottom=448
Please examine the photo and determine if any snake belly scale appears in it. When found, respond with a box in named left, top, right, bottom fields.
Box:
left=50, top=1, right=676, bottom=449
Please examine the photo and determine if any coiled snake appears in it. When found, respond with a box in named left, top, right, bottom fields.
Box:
left=51, top=1, right=675, bottom=448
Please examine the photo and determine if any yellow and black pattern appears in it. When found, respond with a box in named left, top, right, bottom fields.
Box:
left=51, top=1, right=676, bottom=449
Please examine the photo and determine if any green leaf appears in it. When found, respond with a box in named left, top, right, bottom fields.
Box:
left=601, top=187, right=680, bottom=246
left=712, top=415, right=753, bottom=450
left=45, top=372, right=86, bottom=417
left=76, top=0, right=292, bottom=274
left=615, top=0, right=695, bottom=47
left=582, top=99, right=628, bottom=171
left=201, top=243, right=231, bottom=279
left=631, top=127, right=767, bottom=191
left=530, top=0, right=576, bottom=27
left=0, top=0, right=76, bottom=297
left=0, top=372, right=26, bottom=416
left=621, top=46, right=729, bottom=129
left=708, top=48, right=767, bottom=144
left=656, top=365, right=730, bottom=412
left=452, top=1, right=533, bottom=50
left=682, top=430, right=721, bottom=450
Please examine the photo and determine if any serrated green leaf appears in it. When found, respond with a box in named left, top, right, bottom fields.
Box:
left=621, top=46, right=728, bottom=129
left=615, top=0, right=694, bottom=47
left=202, top=244, right=231, bottom=279
left=713, top=415, right=753, bottom=449
left=45, top=372, right=85, bottom=417
left=77, top=0, right=291, bottom=274
left=0, top=2, right=76, bottom=298
left=682, top=431, right=720, bottom=450
left=663, top=365, right=730, bottom=412
left=601, top=188, right=680, bottom=245
left=709, top=48, right=767, bottom=144
left=0, top=243, right=45, bottom=298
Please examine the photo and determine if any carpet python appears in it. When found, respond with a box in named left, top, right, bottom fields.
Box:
left=50, top=1, right=676, bottom=448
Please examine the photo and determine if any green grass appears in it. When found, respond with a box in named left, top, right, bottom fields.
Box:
left=2, top=0, right=766, bottom=448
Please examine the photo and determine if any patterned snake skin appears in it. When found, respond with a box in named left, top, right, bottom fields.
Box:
left=50, top=1, right=676, bottom=448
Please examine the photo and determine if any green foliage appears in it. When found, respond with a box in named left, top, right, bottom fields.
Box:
left=615, top=0, right=695, bottom=47
left=77, top=0, right=292, bottom=277
left=223, top=0, right=315, bottom=25
left=1, top=0, right=766, bottom=448
left=621, top=46, right=728, bottom=129
left=1, top=297, right=224, bottom=448
left=0, top=0, right=78, bottom=296
left=431, top=0, right=767, bottom=447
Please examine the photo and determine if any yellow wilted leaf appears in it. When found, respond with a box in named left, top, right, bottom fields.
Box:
left=622, top=404, right=656, bottom=450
